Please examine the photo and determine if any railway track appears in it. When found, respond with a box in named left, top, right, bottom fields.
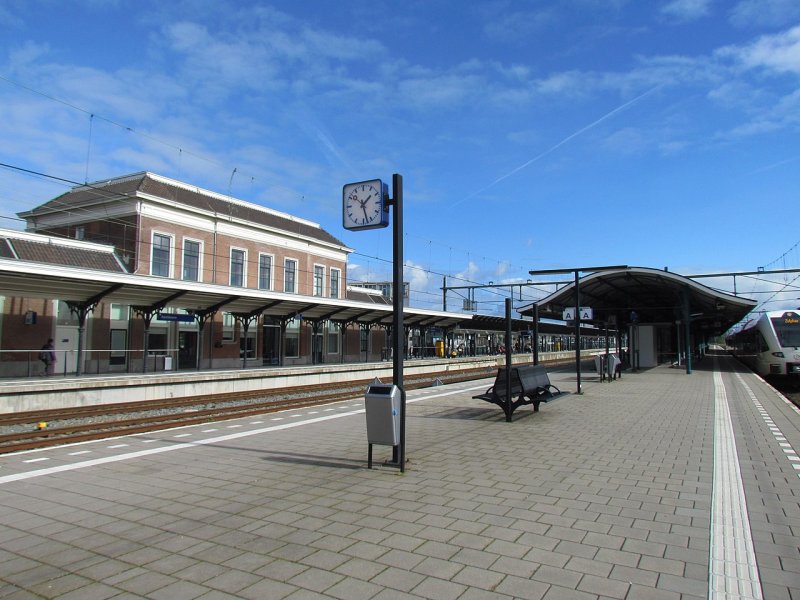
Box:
left=0, top=365, right=498, bottom=454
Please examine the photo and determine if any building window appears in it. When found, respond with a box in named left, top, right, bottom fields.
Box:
left=313, top=265, right=324, bottom=297
left=183, top=240, right=201, bottom=281
left=230, top=248, right=246, bottom=287
left=56, top=300, right=79, bottom=326
left=284, top=258, right=297, bottom=293
left=147, top=330, right=168, bottom=355
left=285, top=318, right=300, bottom=357
left=110, top=329, right=127, bottom=366
left=360, top=325, right=369, bottom=353
left=110, top=304, right=129, bottom=321
left=152, top=233, right=172, bottom=277
left=327, top=322, right=340, bottom=354
left=222, top=313, right=235, bottom=342
left=258, top=254, right=273, bottom=290
left=330, top=268, right=340, bottom=299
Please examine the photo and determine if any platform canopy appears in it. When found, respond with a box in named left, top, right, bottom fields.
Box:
left=0, top=255, right=469, bottom=329
left=518, top=266, right=757, bottom=337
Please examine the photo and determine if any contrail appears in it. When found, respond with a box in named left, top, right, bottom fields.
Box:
left=452, top=85, right=663, bottom=207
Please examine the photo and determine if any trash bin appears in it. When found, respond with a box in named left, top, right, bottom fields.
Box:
left=364, top=383, right=401, bottom=447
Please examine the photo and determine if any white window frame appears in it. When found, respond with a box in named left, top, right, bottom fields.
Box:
left=230, top=247, right=247, bottom=287
left=258, top=253, right=274, bottom=291
left=182, top=237, right=203, bottom=282
left=284, top=258, right=298, bottom=294
left=313, top=264, right=325, bottom=297
left=151, top=231, right=174, bottom=278
left=330, top=268, right=341, bottom=300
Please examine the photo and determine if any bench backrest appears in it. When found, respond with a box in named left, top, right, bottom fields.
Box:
left=517, top=364, right=551, bottom=391
left=495, top=367, right=523, bottom=397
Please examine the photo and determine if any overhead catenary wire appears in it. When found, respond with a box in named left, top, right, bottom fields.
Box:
left=3, top=77, right=796, bottom=313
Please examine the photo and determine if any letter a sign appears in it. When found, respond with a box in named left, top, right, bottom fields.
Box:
left=563, top=307, right=593, bottom=321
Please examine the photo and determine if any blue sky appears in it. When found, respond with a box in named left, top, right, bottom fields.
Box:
left=1, top=0, right=799, bottom=315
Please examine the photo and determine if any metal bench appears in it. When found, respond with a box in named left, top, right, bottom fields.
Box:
left=472, top=364, right=561, bottom=421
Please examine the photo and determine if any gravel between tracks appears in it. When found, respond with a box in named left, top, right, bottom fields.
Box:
left=0, top=382, right=373, bottom=437
left=0, top=370, right=487, bottom=438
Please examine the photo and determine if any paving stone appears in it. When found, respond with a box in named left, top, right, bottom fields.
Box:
left=370, top=566, right=426, bottom=592
left=410, top=576, right=467, bottom=600
left=531, top=564, right=582, bottom=588
left=494, top=574, right=550, bottom=600
left=1, top=366, right=798, bottom=600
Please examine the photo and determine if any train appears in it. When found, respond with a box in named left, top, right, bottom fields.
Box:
left=726, top=310, right=800, bottom=377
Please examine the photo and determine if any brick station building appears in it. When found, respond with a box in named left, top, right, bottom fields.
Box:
left=1, top=172, right=401, bottom=376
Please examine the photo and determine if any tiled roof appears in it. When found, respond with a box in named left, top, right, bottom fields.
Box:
left=23, top=173, right=346, bottom=248
left=346, top=288, right=392, bottom=305
left=6, top=239, right=126, bottom=272
left=0, top=239, right=14, bottom=259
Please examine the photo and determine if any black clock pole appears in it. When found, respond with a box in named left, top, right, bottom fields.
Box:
left=390, top=173, right=405, bottom=472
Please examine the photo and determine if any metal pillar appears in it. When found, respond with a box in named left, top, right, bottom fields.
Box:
left=533, top=303, right=539, bottom=366
left=132, top=308, right=156, bottom=373
left=504, top=298, right=512, bottom=422
left=66, top=302, right=92, bottom=376
left=231, top=313, right=261, bottom=368
left=574, top=271, right=582, bottom=395
left=683, top=292, right=692, bottom=375
left=390, top=173, right=406, bottom=472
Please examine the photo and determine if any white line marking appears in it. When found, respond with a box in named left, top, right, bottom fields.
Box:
left=709, top=371, right=763, bottom=599
left=23, top=457, right=49, bottom=463
left=68, top=451, right=91, bottom=456
left=0, top=384, right=484, bottom=485
left=173, top=434, right=191, bottom=439
left=107, top=444, right=129, bottom=448
left=736, top=373, right=800, bottom=481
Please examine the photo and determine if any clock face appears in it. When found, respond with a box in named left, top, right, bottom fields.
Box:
left=342, top=179, right=389, bottom=230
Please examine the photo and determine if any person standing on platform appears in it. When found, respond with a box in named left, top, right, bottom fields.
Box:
left=40, top=338, right=56, bottom=376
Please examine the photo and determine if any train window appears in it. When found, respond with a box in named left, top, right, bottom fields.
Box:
left=771, top=315, right=800, bottom=347
left=756, top=331, right=769, bottom=353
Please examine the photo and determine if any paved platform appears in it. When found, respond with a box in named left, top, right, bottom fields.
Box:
left=0, top=356, right=798, bottom=599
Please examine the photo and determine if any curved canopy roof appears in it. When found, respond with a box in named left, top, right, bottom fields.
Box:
left=519, top=267, right=756, bottom=336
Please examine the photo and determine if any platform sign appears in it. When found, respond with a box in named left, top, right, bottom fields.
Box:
left=157, top=312, right=195, bottom=322
left=563, top=307, right=593, bottom=321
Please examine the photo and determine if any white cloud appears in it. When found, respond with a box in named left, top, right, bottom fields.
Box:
left=729, top=0, right=800, bottom=28
left=719, top=24, right=800, bottom=75
left=661, top=0, right=712, bottom=21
